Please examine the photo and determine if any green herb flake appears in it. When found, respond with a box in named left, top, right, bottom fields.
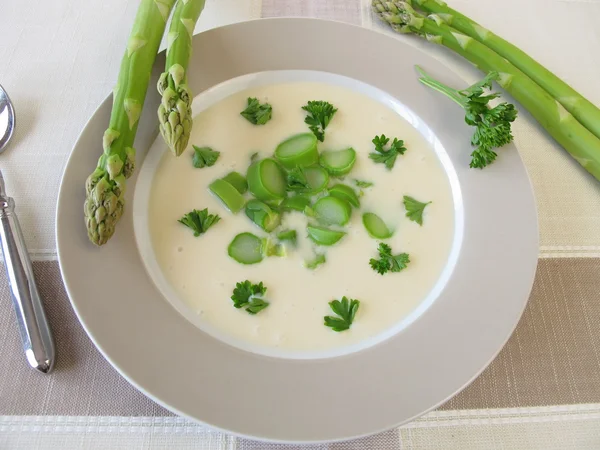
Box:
left=369, top=134, right=407, bottom=170
left=192, top=146, right=220, bottom=168
left=354, top=179, right=374, bottom=188
left=231, top=280, right=269, bottom=314
left=302, top=100, right=338, bottom=142
left=324, top=297, right=360, bottom=332
left=369, top=243, right=410, bottom=275
left=286, top=166, right=309, bottom=191
left=178, top=208, right=221, bottom=237
left=240, top=97, right=272, bottom=125
left=403, top=195, right=431, bottom=226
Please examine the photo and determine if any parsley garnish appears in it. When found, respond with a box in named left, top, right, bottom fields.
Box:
left=403, top=195, right=431, bottom=226
left=286, top=166, right=309, bottom=191
left=324, top=297, right=360, bottom=332
left=369, top=243, right=410, bottom=275
left=464, top=77, right=517, bottom=168
left=354, top=179, right=374, bottom=188
left=369, top=134, right=407, bottom=170
left=178, top=208, right=221, bottom=237
left=240, top=97, right=272, bottom=125
left=192, top=146, right=220, bottom=168
left=417, top=67, right=517, bottom=168
left=302, top=100, right=338, bottom=142
left=231, top=280, right=269, bottom=314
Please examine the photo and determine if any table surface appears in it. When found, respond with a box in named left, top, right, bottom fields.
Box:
left=1, top=0, right=600, bottom=449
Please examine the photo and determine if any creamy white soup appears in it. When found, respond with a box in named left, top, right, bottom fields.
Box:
left=147, top=81, right=455, bottom=356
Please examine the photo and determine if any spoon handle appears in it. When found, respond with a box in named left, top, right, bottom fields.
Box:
left=0, top=196, right=55, bottom=373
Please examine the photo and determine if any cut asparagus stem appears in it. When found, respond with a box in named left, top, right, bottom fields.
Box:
left=222, top=171, right=248, bottom=194
left=247, top=158, right=287, bottom=203
left=228, top=232, right=266, bottom=264
left=274, top=133, right=319, bottom=169
left=281, top=194, right=312, bottom=212
left=277, top=229, right=297, bottom=245
left=328, top=184, right=360, bottom=208
left=362, top=212, right=394, bottom=239
left=304, top=253, right=326, bottom=269
left=307, top=225, right=346, bottom=246
left=245, top=199, right=281, bottom=232
left=313, top=196, right=352, bottom=226
left=302, top=166, right=330, bottom=194
left=266, top=242, right=286, bottom=257
left=209, top=179, right=246, bottom=213
left=319, top=148, right=357, bottom=176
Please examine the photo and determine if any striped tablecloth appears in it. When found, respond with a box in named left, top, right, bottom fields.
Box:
left=1, top=0, right=600, bottom=448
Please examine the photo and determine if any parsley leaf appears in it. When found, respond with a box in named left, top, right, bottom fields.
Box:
left=231, top=280, right=269, bottom=314
left=192, top=146, right=220, bottom=168
left=354, top=179, right=374, bottom=188
left=462, top=76, right=517, bottom=168
left=417, top=67, right=517, bottom=169
left=369, top=134, right=407, bottom=170
left=246, top=298, right=270, bottom=315
left=178, top=208, right=221, bottom=237
left=240, top=97, right=273, bottom=125
left=403, top=195, right=431, bottom=226
left=369, top=243, right=410, bottom=275
left=324, top=297, right=360, bottom=332
left=286, top=166, right=309, bottom=191
left=302, top=100, right=338, bottom=142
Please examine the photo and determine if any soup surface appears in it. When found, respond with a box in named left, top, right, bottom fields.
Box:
left=147, top=81, right=455, bottom=356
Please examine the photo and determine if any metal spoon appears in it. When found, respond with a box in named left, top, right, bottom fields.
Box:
left=0, top=84, right=55, bottom=373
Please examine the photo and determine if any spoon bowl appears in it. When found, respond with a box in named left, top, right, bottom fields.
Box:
left=0, top=84, right=15, bottom=152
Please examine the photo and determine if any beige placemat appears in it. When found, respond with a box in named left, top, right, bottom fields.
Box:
left=1, top=258, right=599, bottom=416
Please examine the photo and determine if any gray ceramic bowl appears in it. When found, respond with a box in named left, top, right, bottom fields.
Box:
left=57, top=18, right=538, bottom=443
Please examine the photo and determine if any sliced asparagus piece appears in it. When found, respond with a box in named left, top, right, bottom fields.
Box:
left=245, top=200, right=281, bottom=232
left=281, top=194, right=312, bottom=212
left=228, top=232, right=266, bottom=265
left=304, top=253, right=326, bottom=270
left=313, top=196, right=352, bottom=226
left=362, top=212, right=394, bottom=239
left=247, top=158, right=287, bottom=203
left=157, top=0, right=206, bottom=156
left=209, top=179, right=246, bottom=213
left=274, top=133, right=319, bottom=169
left=84, top=0, right=177, bottom=246
left=328, top=184, right=360, bottom=208
left=277, top=229, right=297, bottom=245
left=319, top=148, right=356, bottom=176
left=222, top=171, right=248, bottom=194
left=307, top=225, right=346, bottom=246
left=302, top=166, right=329, bottom=195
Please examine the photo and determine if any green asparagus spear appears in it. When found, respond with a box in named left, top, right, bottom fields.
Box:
left=157, top=0, right=206, bottom=156
left=84, top=0, right=176, bottom=246
left=372, top=0, right=600, bottom=181
left=410, top=0, right=600, bottom=141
